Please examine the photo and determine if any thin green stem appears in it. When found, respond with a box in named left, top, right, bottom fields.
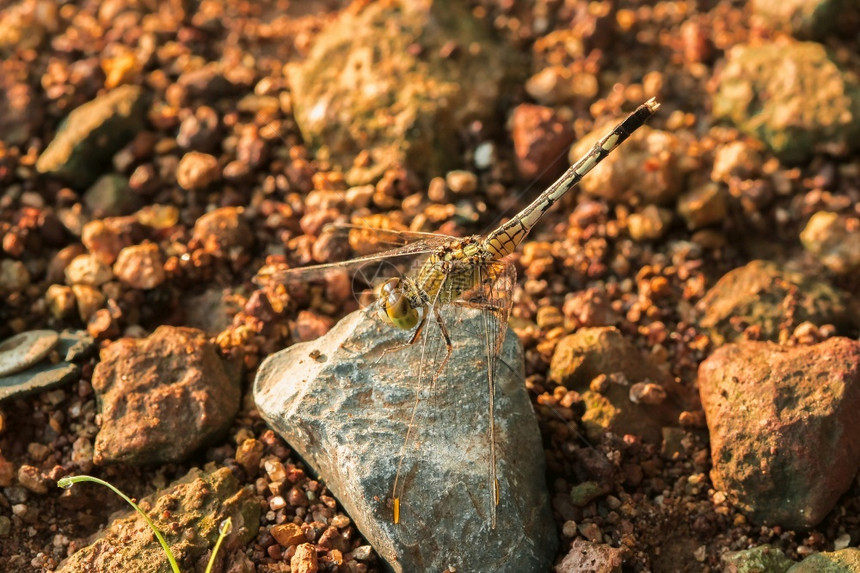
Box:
left=204, top=518, right=233, bottom=573
left=57, top=475, right=181, bottom=573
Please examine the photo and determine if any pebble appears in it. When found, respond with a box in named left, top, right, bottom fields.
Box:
left=71, top=284, right=106, bottom=322
left=556, top=539, right=623, bottom=573
left=64, top=254, right=114, bottom=287
left=445, top=170, right=478, bottom=194
left=800, top=211, right=860, bottom=274
left=176, top=106, right=220, bottom=151
left=290, top=543, right=318, bottom=573
left=112, top=243, right=166, bottom=289
left=511, top=103, right=575, bottom=182
left=525, top=66, right=598, bottom=106
left=83, top=174, right=139, bottom=218
left=568, top=123, right=685, bottom=205
left=0, top=330, right=59, bottom=377
left=35, top=84, right=147, bottom=189
left=17, top=465, right=49, bottom=495
left=627, top=205, right=672, bottom=242
left=0, top=259, right=30, bottom=293
left=235, top=439, right=264, bottom=476
left=271, top=523, right=306, bottom=547
left=473, top=141, right=495, bottom=170
left=677, top=182, right=728, bottom=230
left=81, top=218, right=135, bottom=264
left=629, top=381, right=668, bottom=405
left=190, top=206, right=252, bottom=253
left=176, top=151, right=221, bottom=190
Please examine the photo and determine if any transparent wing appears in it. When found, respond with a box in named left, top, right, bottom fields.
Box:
left=254, top=232, right=456, bottom=286
left=457, top=258, right=517, bottom=529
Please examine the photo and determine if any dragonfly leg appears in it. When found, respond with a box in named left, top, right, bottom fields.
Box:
left=374, top=310, right=428, bottom=364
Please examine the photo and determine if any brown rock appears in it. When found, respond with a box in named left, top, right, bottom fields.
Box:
left=695, top=260, right=853, bottom=345
left=290, top=543, right=319, bottom=573
left=568, top=124, right=685, bottom=205
left=271, top=522, right=306, bottom=547
left=176, top=150, right=220, bottom=190
left=511, top=104, right=575, bottom=183
left=699, top=337, right=860, bottom=527
left=800, top=211, right=860, bottom=274
left=92, top=326, right=241, bottom=464
left=190, top=206, right=252, bottom=254
left=555, top=538, right=623, bottom=573
left=56, top=467, right=260, bottom=573
left=549, top=327, right=685, bottom=443
left=64, top=254, right=113, bottom=287
left=112, top=243, right=166, bottom=289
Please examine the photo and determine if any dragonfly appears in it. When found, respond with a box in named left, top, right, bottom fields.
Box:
left=258, top=98, right=660, bottom=527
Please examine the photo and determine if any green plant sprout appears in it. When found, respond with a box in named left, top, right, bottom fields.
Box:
left=57, top=474, right=233, bottom=573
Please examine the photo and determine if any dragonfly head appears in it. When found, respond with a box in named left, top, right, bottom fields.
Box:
left=377, top=278, right=419, bottom=330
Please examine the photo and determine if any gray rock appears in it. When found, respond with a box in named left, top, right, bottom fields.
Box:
left=0, top=330, right=59, bottom=377
left=0, top=330, right=93, bottom=401
left=712, top=42, right=860, bottom=163
left=36, top=84, right=147, bottom=189
left=255, top=308, right=556, bottom=573
left=0, top=362, right=78, bottom=402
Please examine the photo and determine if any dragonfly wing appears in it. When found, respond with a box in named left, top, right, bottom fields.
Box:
left=454, top=258, right=516, bottom=529
left=255, top=234, right=455, bottom=286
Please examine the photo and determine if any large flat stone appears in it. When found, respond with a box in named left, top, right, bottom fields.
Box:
left=255, top=308, right=556, bottom=573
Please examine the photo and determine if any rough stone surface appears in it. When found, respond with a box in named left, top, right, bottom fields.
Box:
left=567, top=124, right=685, bottom=205
left=721, top=545, right=793, bottom=573
left=555, top=538, right=624, bottom=573
left=112, top=243, right=166, bottom=290
left=699, top=337, right=860, bottom=528
left=83, top=174, right=140, bottom=218
left=36, top=84, right=147, bottom=189
left=190, top=206, right=253, bottom=255
left=695, top=260, right=853, bottom=345
left=677, top=182, right=727, bottom=230
left=712, top=42, right=860, bottom=163
left=787, top=548, right=860, bottom=572
left=255, top=308, right=556, bottom=573
left=800, top=211, right=860, bottom=274
left=751, top=0, right=859, bottom=40
left=511, top=103, right=575, bottom=183
left=548, top=326, right=686, bottom=443
left=92, top=326, right=241, bottom=465
left=289, top=0, right=526, bottom=184
left=56, top=467, right=260, bottom=573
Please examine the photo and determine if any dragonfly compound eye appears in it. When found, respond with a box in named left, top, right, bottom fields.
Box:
left=379, top=278, right=419, bottom=330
